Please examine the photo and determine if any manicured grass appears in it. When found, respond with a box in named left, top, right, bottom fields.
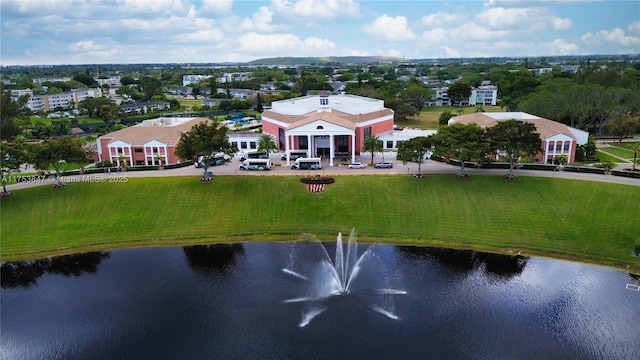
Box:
left=167, top=95, right=202, bottom=110
left=601, top=144, right=635, bottom=160
left=2, top=175, right=639, bottom=272
left=595, top=152, right=621, bottom=163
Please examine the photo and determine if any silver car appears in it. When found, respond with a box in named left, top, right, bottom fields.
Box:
left=347, top=162, right=366, bottom=169
left=374, top=161, right=393, bottom=168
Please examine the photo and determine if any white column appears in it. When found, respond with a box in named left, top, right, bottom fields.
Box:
left=351, top=133, right=356, bottom=163
left=307, top=135, right=312, bottom=157
left=163, top=145, right=169, bottom=165
left=285, top=132, right=291, bottom=166
left=329, top=135, right=335, bottom=166
left=543, top=140, right=549, bottom=164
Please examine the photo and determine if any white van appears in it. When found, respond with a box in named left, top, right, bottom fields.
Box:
left=239, top=159, right=271, bottom=171
left=194, top=153, right=230, bottom=168
left=291, top=157, right=321, bottom=170
left=281, top=150, right=309, bottom=161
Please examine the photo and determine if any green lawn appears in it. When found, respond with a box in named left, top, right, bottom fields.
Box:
left=595, top=152, right=621, bottom=163
left=2, top=175, right=639, bottom=273
left=602, top=144, right=636, bottom=160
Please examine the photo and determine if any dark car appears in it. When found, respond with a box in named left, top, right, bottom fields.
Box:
left=374, top=161, right=393, bottom=169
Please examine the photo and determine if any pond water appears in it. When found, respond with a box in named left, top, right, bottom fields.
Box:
left=1, top=242, right=639, bottom=360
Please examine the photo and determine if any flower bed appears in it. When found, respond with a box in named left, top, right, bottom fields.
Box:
left=301, top=176, right=335, bottom=185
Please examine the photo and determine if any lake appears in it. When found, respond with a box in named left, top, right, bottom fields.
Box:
left=1, top=241, right=639, bottom=360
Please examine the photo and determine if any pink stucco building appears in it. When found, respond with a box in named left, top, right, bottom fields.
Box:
left=261, top=93, right=394, bottom=166
left=449, top=112, right=589, bottom=164
left=96, top=117, right=208, bottom=167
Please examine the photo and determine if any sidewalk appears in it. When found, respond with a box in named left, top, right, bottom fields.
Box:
left=5, top=157, right=640, bottom=192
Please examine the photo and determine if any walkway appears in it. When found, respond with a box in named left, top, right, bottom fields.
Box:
left=5, top=156, right=639, bottom=193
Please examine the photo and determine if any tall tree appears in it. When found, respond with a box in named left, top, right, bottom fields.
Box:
left=363, top=135, right=383, bottom=165
left=31, top=136, right=88, bottom=187
left=432, top=122, right=488, bottom=177
left=0, top=89, right=30, bottom=141
left=606, top=116, right=640, bottom=144
left=630, top=142, right=640, bottom=172
left=485, top=120, right=542, bottom=179
left=174, top=121, right=234, bottom=180
left=497, top=70, right=540, bottom=111
left=447, top=81, right=472, bottom=106
left=255, top=93, right=264, bottom=112
left=439, top=110, right=453, bottom=125
left=72, top=72, right=98, bottom=87
left=401, top=81, right=434, bottom=111
left=397, top=136, right=433, bottom=176
left=0, top=141, right=28, bottom=195
left=138, top=76, right=162, bottom=101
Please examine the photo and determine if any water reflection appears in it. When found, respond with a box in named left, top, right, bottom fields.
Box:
left=2, top=244, right=638, bottom=360
left=399, top=246, right=528, bottom=279
left=183, top=243, right=245, bottom=274
left=1, top=251, right=109, bottom=289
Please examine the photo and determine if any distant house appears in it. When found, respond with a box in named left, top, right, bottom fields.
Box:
left=448, top=112, right=589, bottom=164
left=13, top=88, right=102, bottom=112
left=120, top=101, right=170, bottom=115
left=182, top=75, right=210, bottom=86
left=202, top=98, right=220, bottom=108
left=96, top=117, right=208, bottom=166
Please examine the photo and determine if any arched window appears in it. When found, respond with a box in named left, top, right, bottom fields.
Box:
left=316, top=125, right=324, bottom=129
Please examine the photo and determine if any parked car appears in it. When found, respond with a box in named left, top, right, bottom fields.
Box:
left=347, top=162, right=366, bottom=169
left=374, top=161, right=393, bottom=168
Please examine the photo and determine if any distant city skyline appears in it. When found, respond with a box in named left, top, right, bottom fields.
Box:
left=1, top=0, right=638, bottom=66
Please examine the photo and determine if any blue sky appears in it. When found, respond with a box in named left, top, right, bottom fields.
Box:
left=1, top=0, right=638, bottom=65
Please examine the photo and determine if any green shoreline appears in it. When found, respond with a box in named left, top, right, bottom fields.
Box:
left=2, top=175, right=639, bottom=273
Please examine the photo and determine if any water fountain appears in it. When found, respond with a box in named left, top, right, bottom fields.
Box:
left=282, top=229, right=407, bottom=327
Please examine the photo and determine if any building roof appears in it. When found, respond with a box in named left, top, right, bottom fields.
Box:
left=263, top=108, right=394, bottom=131
left=449, top=112, right=578, bottom=140
left=101, top=117, right=209, bottom=147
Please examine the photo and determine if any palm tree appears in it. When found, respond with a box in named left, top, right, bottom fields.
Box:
left=257, top=134, right=277, bottom=158
left=116, top=154, right=128, bottom=171
left=363, top=135, right=383, bottom=165
left=630, top=142, right=640, bottom=171
left=154, top=153, right=164, bottom=168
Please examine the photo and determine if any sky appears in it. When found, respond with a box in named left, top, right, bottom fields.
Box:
left=1, top=0, right=638, bottom=66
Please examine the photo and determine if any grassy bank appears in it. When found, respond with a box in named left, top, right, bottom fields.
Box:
left=1, top=175, right=639, bottom=272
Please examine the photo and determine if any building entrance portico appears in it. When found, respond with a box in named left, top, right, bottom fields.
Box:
left=260, top=94, right=396, bottom=166
left=284, top=122, right=356, bottom=166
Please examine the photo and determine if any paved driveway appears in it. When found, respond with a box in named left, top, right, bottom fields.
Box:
left=6, top=157, right=639, bottom=192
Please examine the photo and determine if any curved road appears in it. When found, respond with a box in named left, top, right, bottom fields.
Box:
left=6, top=156, right=639, bottom=192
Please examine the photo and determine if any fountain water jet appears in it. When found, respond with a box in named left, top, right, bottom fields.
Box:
left=282, top=229, right=406, bottom=327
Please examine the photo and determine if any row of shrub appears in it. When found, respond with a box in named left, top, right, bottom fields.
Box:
left=301, top=176, right=335, bottom=184
left=431, top=157, right=640, bottom=178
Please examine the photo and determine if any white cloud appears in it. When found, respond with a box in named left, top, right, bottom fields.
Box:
left=581, top=23, right=640, bottom=49
left=271, top=0, right=360, bottom=19
left=551, top=17, right=572, bottom=31
left=69, top=40, right=103, bottom=52
left=443, top=46, right=461, bottom=58
left=177, top=29, right=224, bottom=43
left=476, top=7, right=548, bottom=30
left=362, top=15, right=417, bottom=42
left=236, top=32, right=335, bottom=54
left=421, top=11, right=467, bottom=27
left=200, top=0, right=233, bottom=16
left=550, top=39, right=579, bottom=54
